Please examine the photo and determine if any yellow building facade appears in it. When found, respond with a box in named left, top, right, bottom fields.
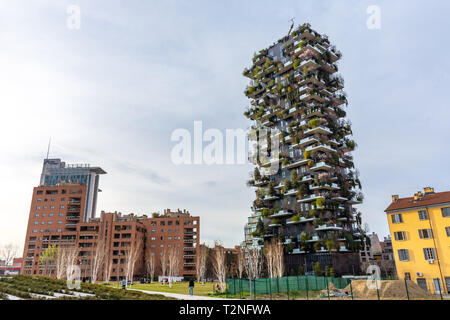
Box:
left=385, top=187, right=450, bottom=294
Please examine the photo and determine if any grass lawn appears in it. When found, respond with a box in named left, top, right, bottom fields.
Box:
left=107, top=281, right=219, bottom=297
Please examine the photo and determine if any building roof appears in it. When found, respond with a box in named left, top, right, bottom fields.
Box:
left=385, top=190, right=450, bottom=212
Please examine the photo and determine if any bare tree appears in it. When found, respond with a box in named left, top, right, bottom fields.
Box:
left=160, top=248, right=168, bottom=285
left=273, top=239, right=284, bottom=278
left=237, top=249, right=245, bottom=279
left=245, top=247, right=262, bottom=279
left=167, top=247, right=180, bottom=288
left=103, top=249, right=113, bottom=283
left=146, top=253, right=155, bottom=283
left=0, top=243, right=19, bottom=275
left=124, top=239, right=142, bottom=287
left=90, top=238, right=106, bottom=284
left=196, top=244, right=208, bottom=284
left=264, top=242, right=275, bottom=278
left=55, top=245, right=77, bottom=279
left=212, top=242, right=226, bottom=292
left=65, top=245, right=78, bottom=281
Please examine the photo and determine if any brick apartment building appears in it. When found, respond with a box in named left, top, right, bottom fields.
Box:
left=21, top=158, right=200, bottom=281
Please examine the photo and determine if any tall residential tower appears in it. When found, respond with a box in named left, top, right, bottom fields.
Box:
left=243, top=23, right=365, bottom=275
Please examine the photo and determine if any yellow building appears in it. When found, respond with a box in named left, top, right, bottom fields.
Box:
left=385, top=187, right=450, bottom=294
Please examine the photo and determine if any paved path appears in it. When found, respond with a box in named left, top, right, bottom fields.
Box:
left=131, top=289, right=238, bottom=300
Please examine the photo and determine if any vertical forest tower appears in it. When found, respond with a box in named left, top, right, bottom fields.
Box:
left=243, top=23, right=365, bottom=275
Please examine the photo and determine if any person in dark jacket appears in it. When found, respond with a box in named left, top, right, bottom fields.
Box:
left=188, top=279, right=195, bottom=296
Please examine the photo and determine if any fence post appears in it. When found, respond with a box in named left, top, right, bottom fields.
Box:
left=286, top=276, right=290, bottom=300
left=239, top=279, right=242, bottom=299
left=376, top=277, right=380, bottom=300
left=296, top=275, right=300, bottom=291
left=350, top=279, right=354, bottom=300
left=277, top=277, right=280, bottom=293
left=253, top=278, right=256, bottom=300
left=265, top=278, right=268, bottom=298
left=404, top=278, right=409, bottom=300
left=233, top=278, right=236, bottom=296
left=315, top=276, right=318, bottom=291
left=305, top=276, right=309, bottom=300
left=326, top=278, right=330, bottom=300
left=269, top=277, right=272, bottom=300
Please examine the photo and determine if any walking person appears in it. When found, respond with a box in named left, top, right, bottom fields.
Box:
left=189, top=278, right=195, bottom=296
left=122, top=278, right=126, bottom=290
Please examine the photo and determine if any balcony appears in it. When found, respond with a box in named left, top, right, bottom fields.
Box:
left=295, top=137, right=318, bottom=148
left=303, top=126, right=332, bottom=136
left=309, top=162, right=332, bottom=171
left=277, top=60, right=293, bottom=74
left=281, top=159, right=309, bottom=169
left=68, top=200, right=81, bottom=205
left=183, top=239, right=194, bottom=243
left=184, top=262, right=196, bottom=266
left=260, top=157, right=279, bottom=168
left=291, top=248, right=306, bottom=254
left=184, top=254, right=196, bottom=258
left=297, top=194, right=324, bottom=203
left=305, top=144, right=336, bottom=154
left=284, top=189, right=298, bottom=197
left=65, top=223, right=77, bottom=228
left=348, top=197, right=363, bottom=205
left=66, top=216, right=80, bottom=221
left=183, top=247, right=195, bottom=251
left=310, top=183, right=340, bottom=191
left=269, top=210, right=292, bottom=218
left=299, top=58, right=319, bottom=70
left=287, top=217, right=314, bottom=224
left=268, top=223, right=281, bottom=227
left=332, top=196, right=348, bottom=202
left=316, top=224, right=343, bottom=231
left=67, top=208, right=81, bottom=213
left=307, top=235, right=320, bottom=242
left=263, top=195, right=279, bottom=201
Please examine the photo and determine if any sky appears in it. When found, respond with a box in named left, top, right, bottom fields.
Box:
left=1, top=0, right=450, bottom=252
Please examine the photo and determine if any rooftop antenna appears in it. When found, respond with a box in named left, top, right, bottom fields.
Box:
left=288, top=17, right=295, bottom=36
left=46, top=137, right=51, bottom=160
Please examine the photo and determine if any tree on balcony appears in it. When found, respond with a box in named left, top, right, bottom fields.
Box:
left=314, top=261, right=322, bottom=276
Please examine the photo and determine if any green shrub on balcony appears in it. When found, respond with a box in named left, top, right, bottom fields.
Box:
left=271, top=218, right=280, bottom=225
left=293, top=59, right=301, bottom=70
left=316, top=197, right=325, bottom=208
left=309, top=118, right=321, bottom=128
left=325, top=240, right=338, bottom=252
left=303, top=150, right=311, bottom=160
left=291, top=215, right=300, bottom=222
left=261, top=208, right=269, bottom=218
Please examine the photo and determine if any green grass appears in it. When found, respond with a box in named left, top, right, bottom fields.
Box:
left=0, top=275, right=175, bottom=300
left=107, top=281, right=219, bottom=297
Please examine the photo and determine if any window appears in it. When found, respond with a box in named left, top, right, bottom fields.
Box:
left=441, top=207, right=450, bottom=217
left=446, top=227, right=450, bottom=237
left=398, top=249, right=409, bottom=261
left=34, top=221, right=38, bottom=225
left=419, top=229, right=433, bottom=239
left=37, top=198, right=42, bottom=202
left=418, top=210, right=428, bottom=220
left=58, top=221, right=62, bottom=224
left=404, top=273, right=411, bottom=280
left=391, top=214, right=403, bottom=223
left=417, top=279, right=427, bottom=291
left=423, top=248, right=436, bottom=260
left=394, top=231, right=406, bottom=241
left=160, top=221, right=165, bottom=226
left=151, top=237, right=155, bottom=241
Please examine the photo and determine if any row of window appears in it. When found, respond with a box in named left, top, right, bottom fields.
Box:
left=35, top=213, right=64, bottom=217
left=32, top=229, right=63, bottom=233
left=392, top=208, right=450, bottom=224
left=34, top=220, right=64, bottom=225
left=35, top=205, right=65, bottom=210
left=394, top=227, right=450, bottom=240
left=398, top=247, right=437, bottom=261
left=150, top=236, right=182, bottom=241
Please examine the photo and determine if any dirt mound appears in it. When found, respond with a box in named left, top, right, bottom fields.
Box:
left=343, top=280, right=434, bottom=299
left=319, top=282, right=348, bottom=297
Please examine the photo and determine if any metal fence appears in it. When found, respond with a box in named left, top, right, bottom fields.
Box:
left=225, top=276, right=447, bottom=300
